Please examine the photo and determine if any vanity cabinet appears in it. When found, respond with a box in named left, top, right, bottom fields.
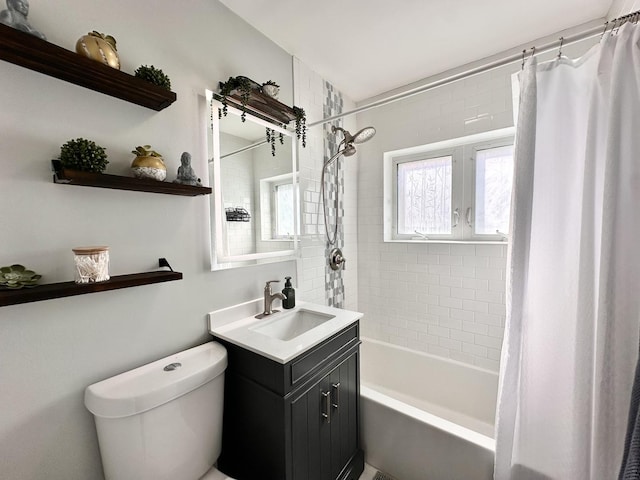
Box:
left=214, top=322, right=364, bottom=480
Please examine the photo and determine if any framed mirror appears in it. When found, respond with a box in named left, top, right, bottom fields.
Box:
left=206, top=91, right=299, bottom=270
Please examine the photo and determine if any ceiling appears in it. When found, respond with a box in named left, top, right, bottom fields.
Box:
left=220, top=0, right=614, bottom=102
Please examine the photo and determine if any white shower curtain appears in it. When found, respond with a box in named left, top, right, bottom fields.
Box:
left=495, top=23, right=640, bottom=480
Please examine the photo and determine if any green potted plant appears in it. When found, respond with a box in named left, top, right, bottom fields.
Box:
left=261, top=80, right=280, bottom=99
left=219, top=76, right=306, bottom=149
left=134, top=65, right=172, bottom=91
left=59, top=138, right=109, bottom=173
left=131, top=145, right=166, bottom=181
left=218, top=76, right=258, bottom=122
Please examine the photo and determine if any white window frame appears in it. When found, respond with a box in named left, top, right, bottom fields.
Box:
left=466, top=138, right=515, bottom=241
left=383, top=127, right=515, bottom=243
left=272, top=179, right=295, bottom=239
left=392, top=147, right=462, bottom=241
left=259, top=173, right=299, bottom=241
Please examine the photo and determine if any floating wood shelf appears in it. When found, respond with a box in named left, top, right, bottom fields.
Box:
left=0, top=24, right=177, bottom=111
left=214, top=90, right=297, bottom=125
left=0, top=270, right=183, bottom=307
left=52, top=160, right=212, bottom=196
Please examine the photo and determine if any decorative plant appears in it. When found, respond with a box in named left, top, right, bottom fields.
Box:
left=131, top=145, right=164, bottom=158
left=130, top=145, right=166, bottom=181
left=218, top=76, right=307, bottom=151
left=134, top=65, right=172, bottom=91
left=218, top=76, right=255, bottom=121
left=0, top=264, right=41, bottom=289
left=293, top=106, right=307, bottom=148
left=265, top=128, right=285, bottom=157
left=261, top=80, right=280, bottom=99
left=59, top=138, right=108, bottom=173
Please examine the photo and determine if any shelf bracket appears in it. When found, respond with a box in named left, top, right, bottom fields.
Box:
left=158, top=258, right=174, bottom=272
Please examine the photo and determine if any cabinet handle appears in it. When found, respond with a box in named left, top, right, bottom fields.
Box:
left=322, top=391, right=331, bottom=423
left=332, top=382, right=340, bottom=409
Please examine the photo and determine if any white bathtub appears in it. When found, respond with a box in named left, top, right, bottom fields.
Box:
left=360, top=338, right=498, bottom=480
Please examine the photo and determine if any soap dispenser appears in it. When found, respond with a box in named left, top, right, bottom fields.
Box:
left=282, top=276, right=295, bottom=309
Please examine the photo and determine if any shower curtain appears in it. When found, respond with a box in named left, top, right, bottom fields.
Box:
left=495, top=22, right=640, bottom=480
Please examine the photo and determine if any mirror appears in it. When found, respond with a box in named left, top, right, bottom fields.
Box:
left=207, top=92, right=299, bottom=270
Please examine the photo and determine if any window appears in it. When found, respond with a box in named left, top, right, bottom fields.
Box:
left=397, top=155, right=453, bottom=236
left=473, top=144, right=513, bottom=235
left=273, top=182, right=295, bottom=238
left=384, top=128, right=514, bottom=242
left=259, top=173, right=299, bottom=240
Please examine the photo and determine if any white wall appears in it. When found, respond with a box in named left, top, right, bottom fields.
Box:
left=608, top=0, right=640, bottom=18
left=0, top=2, right=297, bottom=479
left=355, top=35, right=600, bottom=371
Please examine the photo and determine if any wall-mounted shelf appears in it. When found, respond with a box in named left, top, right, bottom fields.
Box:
left=52, top=160, right=212, bottom=196
left=0, top=24, right=177, bottom=111
left=0, top=270, right=183, bottom=307
left=213, top=90, right=297, bottom=126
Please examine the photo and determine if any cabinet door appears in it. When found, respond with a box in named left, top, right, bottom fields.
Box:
left=290, top=352, right=359, bottom=480
left=330, top=352, right=359, bottom=480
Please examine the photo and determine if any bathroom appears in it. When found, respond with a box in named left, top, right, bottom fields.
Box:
left=1, top=0, right=640, bottom=479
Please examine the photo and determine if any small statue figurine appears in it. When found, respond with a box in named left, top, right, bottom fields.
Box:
left=173, top=152, right=202, bottom=186
left=0, top=0, right=46, bottom=39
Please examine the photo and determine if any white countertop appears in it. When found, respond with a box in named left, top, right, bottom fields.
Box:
left=208, top=299, right=363, bottom=364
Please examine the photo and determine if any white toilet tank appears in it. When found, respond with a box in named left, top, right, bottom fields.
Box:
left=84, top=342, right=227, bottom=480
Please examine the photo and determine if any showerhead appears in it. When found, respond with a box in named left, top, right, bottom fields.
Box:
left=322, top=125, right=375, bottom=246
left=332, top=125, right=376, bottom=146
left=342, top=144, right=357, bottom=157
left=351, top=126, right=376, bottom=144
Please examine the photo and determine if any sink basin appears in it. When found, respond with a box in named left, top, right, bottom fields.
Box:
left=250, top=309, right=336, bottom=341
left=209, top=300, right=362, bottom=363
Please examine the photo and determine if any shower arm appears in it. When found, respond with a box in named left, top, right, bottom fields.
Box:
left=331, top=126, right=354, bottom=145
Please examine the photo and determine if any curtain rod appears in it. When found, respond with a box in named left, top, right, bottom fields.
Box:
left=308, top=11, right=640, bottom=128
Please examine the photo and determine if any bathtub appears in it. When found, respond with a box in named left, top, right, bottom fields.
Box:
left=360, top=338, right=498, bottom=480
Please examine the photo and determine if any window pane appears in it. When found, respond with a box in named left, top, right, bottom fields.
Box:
left=397, top=156, right=452, bottom=235
left=275, top=183, right=294, bottom=237
left=475, top=145, right=513, bottom=235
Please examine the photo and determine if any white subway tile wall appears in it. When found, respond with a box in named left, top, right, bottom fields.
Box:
left=294, top=58, right=359, bottom=309
left=355, top=61, right=516, bottom=372
left=355, top=41, right=595, bottom=371
left=294, top=58, right=326, bottom=305
left=219, top=135, right=256, bottom=255
left=359, top=242, right=508, bottom=371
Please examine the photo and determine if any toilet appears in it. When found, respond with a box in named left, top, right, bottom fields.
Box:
left=84, top=342, right=235, bottom=480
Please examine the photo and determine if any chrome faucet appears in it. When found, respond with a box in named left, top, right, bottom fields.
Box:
left=262, top=280, right=286, bottom=316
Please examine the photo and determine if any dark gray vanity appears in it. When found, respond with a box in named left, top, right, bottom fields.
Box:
left=209, top=301, right=364, bottom=480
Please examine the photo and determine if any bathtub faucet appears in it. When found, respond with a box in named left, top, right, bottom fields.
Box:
left=262, top=280, right=287, bottom=316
